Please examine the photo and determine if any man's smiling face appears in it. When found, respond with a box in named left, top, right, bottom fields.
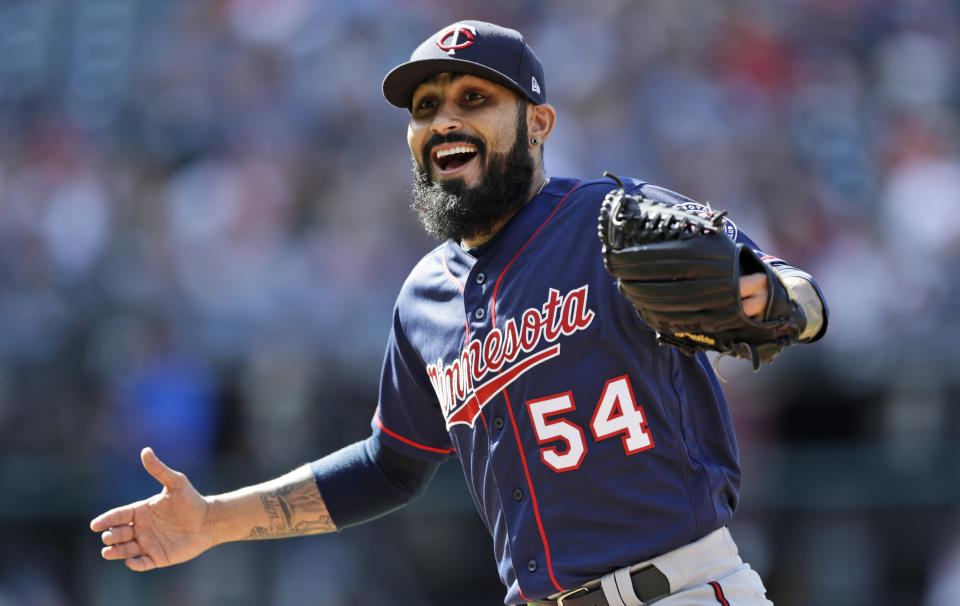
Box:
left=406, top=72, right=536, bottom=244
left=407, top=73, right=523, bottom=188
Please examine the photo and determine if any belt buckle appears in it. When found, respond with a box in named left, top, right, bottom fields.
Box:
left=556, top=586, right=589, bottom=606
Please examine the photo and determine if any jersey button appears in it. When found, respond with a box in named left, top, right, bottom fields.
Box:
left=474, top=307, right=485, bottom=320
left=475, top=272, right=486, bottom=284
left=527, top=559, right=538, bottom=572
left=512, top=488, right=524, bottom=501
left=493, top=416, right=504, bottom=429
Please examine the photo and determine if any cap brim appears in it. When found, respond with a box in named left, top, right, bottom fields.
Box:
left=382, top=58, right=531, bottom=109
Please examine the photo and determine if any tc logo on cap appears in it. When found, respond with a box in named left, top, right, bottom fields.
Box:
left=436, top=24, right=477, bottom=55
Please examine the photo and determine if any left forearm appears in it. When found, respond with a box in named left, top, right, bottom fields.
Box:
left=784, top=276, right=824, bottom=341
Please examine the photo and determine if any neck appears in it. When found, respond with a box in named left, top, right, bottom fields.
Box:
left=461, top=169, right=548, bottom=249
left=526, top=167, right=549, bottom=201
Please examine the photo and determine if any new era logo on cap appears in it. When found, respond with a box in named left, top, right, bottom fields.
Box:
left=382, top=20, right=547, bottom=109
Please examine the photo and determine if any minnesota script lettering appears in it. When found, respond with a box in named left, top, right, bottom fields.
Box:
left=427, top=285, right=596, bottom=429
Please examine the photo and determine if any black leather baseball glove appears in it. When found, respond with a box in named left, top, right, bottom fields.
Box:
left=597, top=173, right=807, bottom=370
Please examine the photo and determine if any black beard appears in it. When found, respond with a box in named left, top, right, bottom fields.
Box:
left=410, top=109, right=535, bottom=243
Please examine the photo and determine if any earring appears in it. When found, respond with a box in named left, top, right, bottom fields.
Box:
left=530, top=136, right=540, bottom=146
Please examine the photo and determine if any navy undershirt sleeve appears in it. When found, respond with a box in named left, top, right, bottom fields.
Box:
left=311, top=435, right=440, bottom=529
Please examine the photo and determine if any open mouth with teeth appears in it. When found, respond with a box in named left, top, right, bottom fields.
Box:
left=432, top=144, right=480, bottom=175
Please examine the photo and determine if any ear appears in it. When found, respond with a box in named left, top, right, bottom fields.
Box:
left=527, top=103, right=557, bottom=147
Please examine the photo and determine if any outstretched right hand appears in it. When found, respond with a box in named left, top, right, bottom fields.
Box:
left=90, top=447, right=215, bottom=571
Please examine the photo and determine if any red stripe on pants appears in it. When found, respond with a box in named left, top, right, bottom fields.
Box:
left=709, top=581, right=731, bottom=606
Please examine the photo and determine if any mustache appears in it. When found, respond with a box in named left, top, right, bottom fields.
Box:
left=420, top=133, right=486, bottom=171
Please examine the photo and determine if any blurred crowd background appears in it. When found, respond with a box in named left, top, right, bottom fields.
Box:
left=0, top=0, right=957, bottom=604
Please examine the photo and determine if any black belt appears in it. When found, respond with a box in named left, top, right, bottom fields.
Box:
left=529, top=564, right=670, bottom=606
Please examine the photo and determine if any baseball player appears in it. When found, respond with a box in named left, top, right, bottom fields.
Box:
left=91, top=21, right=827, bottom=606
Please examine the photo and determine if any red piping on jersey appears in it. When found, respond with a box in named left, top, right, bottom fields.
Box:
left=441, top=251, right=466, bottom=293
left=486, top=181, right=581, bottom=594
left=503, top=390, right=565, bottom=593
left=442, top=252, right=471, bottom=342
left=374, top=406, right=456, bottom=454
left=490, top=181, right=583, bottom=329
left=709, top=581, right=731, bottom=606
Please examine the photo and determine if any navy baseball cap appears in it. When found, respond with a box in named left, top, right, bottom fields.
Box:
left=382, top=20, right=546, bottom=109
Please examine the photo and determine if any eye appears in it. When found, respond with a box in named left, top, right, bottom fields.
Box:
left=413, top=97, right=438, bottom=114
left=465, top=90, right=486, bottom=102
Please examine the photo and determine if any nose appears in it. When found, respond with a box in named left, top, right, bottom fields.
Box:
left=430, top=104, right=462, bottom=135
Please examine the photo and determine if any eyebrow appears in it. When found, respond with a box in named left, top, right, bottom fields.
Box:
left=417, top=72, right=468, bottom=89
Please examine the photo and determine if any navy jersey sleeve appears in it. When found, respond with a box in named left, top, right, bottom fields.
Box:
left=371, top=304, right=457, bottom=461
left=638, top=183, right=829, bottom=341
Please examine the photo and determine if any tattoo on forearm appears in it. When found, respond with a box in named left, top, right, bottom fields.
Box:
left=247, top=479, right=335, bottom=539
